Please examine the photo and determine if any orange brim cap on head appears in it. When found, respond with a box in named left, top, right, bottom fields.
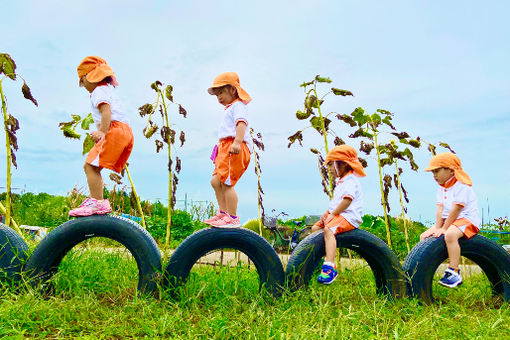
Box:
left=324, top=145, right=366, bottom=177
left=77, top=56, right=118, bottom=86
left=207, top=72, right=251, bottom=104
left=424, top=152, right=472, bottom=186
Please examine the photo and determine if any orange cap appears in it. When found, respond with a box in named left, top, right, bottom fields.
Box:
left=324, top=145, right=366, bottom=177
left=207, top=72, right=251, bottom=104
left=77, top=56, right=118, bottom=86
left=424, top=152, right=472, bottom=186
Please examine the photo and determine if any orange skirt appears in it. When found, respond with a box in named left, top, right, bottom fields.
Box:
left=314, top=214, right=356, bottom=235
left=212, top=137, right=250, bottom=186
left=449, top=218, right=479, bottom=239
left=86, top=121, right=134, bottom=173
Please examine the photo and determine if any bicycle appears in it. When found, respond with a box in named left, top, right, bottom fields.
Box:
left=262, top=211, right=320, bottom=252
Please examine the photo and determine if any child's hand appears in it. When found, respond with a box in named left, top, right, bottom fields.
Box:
left=229, top=141, right=241, bottom=154
left=432, top=228, right=446, bottom=238
left=420, top=227, right=438, bottom=240
left=325, top=214, right=334, bottom=225
left=91, top=130, right=106, bottom=142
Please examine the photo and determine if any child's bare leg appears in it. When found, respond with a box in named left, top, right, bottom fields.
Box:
left=84, top=163, right=103, bottom=200
left=211, top=175, right=227, bottom=212
left=324, top=227, right=337, bottom=263
left=444, top=226, right=464, bottom=270
left=224, top=185, right=238, bottom=216
left=311, top=224, right=322, bottom=232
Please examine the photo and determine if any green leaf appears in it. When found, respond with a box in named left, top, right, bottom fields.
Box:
left=296, top=110, right=311, bottom=120
left=61, top=126, right=81, bottom=139
left=0, top=53, right=17, bottom=80
left=310, top=116, right=331, bottom=134
left=382, top=116, right=395, bottom=130
left=371, top=113, right=381, bottom=125
left=71, top=114, right=81, bottom=122
left=80, top=113, right=94, bottom=130
left=314, top=75, right=332, bottom=83
left=165, top=85, right=174, bottom=102
left=82, top=134, right=95, bottom=155
left=331, top=88, right=353, bottom=96
left=336, top=114, right=357, bottom=127
left=21, top=82, right=38, bottom=106
left=351, top=107, right=368, bottom=126
left=299, top=80, right=314, bottom=88
left=439, top=142, right=455, bottom=153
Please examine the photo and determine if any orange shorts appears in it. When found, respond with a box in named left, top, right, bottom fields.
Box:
left=212, top=137, right=250, bottom=186
left=449, top=218, right=479, bottom=239
left=314, top=214, right=356, bottom=235
left=86, top=121, right=134, bottom=173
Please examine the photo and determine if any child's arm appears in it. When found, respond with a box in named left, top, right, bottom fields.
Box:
left=420, top=204, right=444, bottom=240
left=229, top=121, right=246, bottom=154
left=432, top=203, right=462, bottom=237
left=91, top=103, right=112, bottom=142
left=325, top=197, right=352, bottom=223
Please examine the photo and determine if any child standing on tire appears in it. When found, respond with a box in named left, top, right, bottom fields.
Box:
left=420, top=152, right=480, bottom=288
left=311, top=145, right=366, bottom=284
left=69, top=56, right=134, bottom=217
left=204, top=72, right=252, bottom=228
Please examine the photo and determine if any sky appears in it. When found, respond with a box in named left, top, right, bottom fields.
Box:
left=1, top=0, right=509, bottom=225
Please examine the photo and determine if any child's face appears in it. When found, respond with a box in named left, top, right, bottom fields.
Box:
left=79, top=75, right=97, bottom=93
left=327, top=161, right=350, bottom=178
left=213, top=85, right=238, bottom=106
left=431, top=167, right=455, bottom=185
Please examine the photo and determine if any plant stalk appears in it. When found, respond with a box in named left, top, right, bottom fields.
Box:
left=0, top=81, right=12, bottom=229
left=394, top=160, right=410, bottom=253
left=160, top=92, right=173, bottom=247
left=0, top=201, right=25, bottom=241
left=313, top=86, right=333, bottom=198
left=123, top=165, right=146, bottom=229
left=372, top=124, right=392, bottom=248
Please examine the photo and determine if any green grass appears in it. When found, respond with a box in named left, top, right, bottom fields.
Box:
left=0, top=251, right=509, bottom=339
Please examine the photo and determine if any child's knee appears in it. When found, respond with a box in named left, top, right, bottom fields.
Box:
left=444, top=228, right=462, bottom=243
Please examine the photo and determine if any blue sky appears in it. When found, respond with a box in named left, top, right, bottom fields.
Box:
left=1, top=0, right=509, bottom=225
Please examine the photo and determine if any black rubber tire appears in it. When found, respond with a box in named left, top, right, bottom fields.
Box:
left=24, top=215, right=161, bottom=294
left=0, top=224, right=29, bottom=286
left=286, top=229, right=406, bottom=298
left=403, top=235, right=510, bottom=304
left=163, top=228, right=285, bottom=297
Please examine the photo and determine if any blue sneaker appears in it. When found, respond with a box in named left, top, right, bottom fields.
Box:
left=438, top=268, right=462, bottom=288
left=317, top=263, right=338, bottom=284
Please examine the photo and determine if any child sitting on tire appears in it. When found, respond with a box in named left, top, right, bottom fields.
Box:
left=311, top=145, right=366, bottom=284
left=69, top=56, right=134, bottom=217
left=204, top=72, right=252, bottom=228
left=420, top=152, right=480, bottom=288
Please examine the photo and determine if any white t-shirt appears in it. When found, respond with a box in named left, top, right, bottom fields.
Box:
left=328, top=173, right=363, bottom=228
left=90, top=84, right=129, bottom=126
left=436, top=180, right=480, bottom=227
left=217, top=101, right=252, bottom=152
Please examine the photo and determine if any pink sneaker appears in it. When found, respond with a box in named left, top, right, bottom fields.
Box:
left=204, top=211, right=226, bottom=225
left=69, top=198, right=112, bottom=217
left=209, top=214, right=241, bottom=228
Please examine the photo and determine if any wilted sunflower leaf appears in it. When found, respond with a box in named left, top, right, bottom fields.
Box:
left=150, top=81, right=162, bottom=92
left=165, top=85, right=174, bottom=102
left=439, top=142, right=455, bottom=154
left=310, top=116, right=331, bottom=134
left=10, top=148, right=17, bottom=168
left=143, top=122, right=158, bottom=139
left=178, top=104, right=187, bottom=117
left=310, top=148, right=319, bottom=154
left=82, top=134, right=95, bottom=155
left=299, top=80, right=314, bottom=88
left=287, top=131, right=304, bottom=148
left=21, top=82, right=38, bottom=106
left=176, top=157, right=182, bottom=174
left=109, top=173, right=123, bottom=185
left=331, top=88, right=353, bottom=96
left=179, top=131, right=185, bottom=147
left=391, top=132, right=410, bottom=139
left=334, top=137, right=345, bottom=146
left=138, top=103, right=154, bottom=117
left=336, top=114, right=357, bottom=127
left=408, top=139, right=421, bottom=148
left=155, top=140, right=164, bottom=153
left=358, top=157, right=368, bottom=168
left=0, top=53, right=17, bottom=80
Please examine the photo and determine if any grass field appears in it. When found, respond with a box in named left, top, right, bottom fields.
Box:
left=0, top=248, right=509, bottom=339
